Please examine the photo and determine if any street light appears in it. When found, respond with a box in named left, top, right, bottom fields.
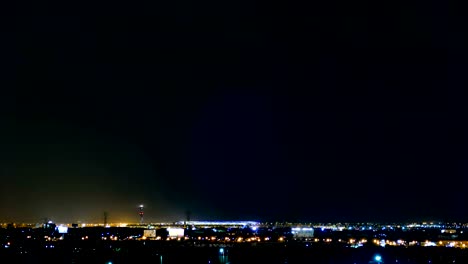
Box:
left=219, top=247, right=227, bottom=264
left=374, top=254, right=382, bottom=263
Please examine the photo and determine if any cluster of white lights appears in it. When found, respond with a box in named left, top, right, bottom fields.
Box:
left=291, top=227, right=313, bottom=231
left=175, top=221, right=259, bottom=226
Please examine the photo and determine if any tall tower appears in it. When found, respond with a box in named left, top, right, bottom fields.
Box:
left=138, top=205, right=144, bottom=224
left=104, top=211, right=108, bottom=227
left=185, top=210, right=191, bottom=224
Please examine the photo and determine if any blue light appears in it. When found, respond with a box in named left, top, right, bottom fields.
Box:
left=219, top=248, right=224, bottom=254
left=374, top=255, right=382, bottom=262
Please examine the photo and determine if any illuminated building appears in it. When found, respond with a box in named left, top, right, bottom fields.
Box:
left=138, top=205, right=144, bottom=224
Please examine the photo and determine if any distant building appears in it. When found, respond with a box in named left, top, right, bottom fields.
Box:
left=143, top=229, right=156, bottom=238
left=291, top=227, right=314, bottom=239
left=174, top=221, right=259, bottom=227
left=43, top=221, right=56, bottom=230
left=167, top=227, right=185, bottom=238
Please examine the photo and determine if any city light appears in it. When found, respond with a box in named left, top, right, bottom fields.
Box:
left=374, top=255, right=382, bottom=262
left=3, top=220, right=468, bottom=260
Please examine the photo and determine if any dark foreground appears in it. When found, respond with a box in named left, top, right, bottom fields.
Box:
left=2, top=241, right=468, bottom=264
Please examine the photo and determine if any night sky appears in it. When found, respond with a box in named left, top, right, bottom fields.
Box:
left=0, top=2, right=467, bottom=223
